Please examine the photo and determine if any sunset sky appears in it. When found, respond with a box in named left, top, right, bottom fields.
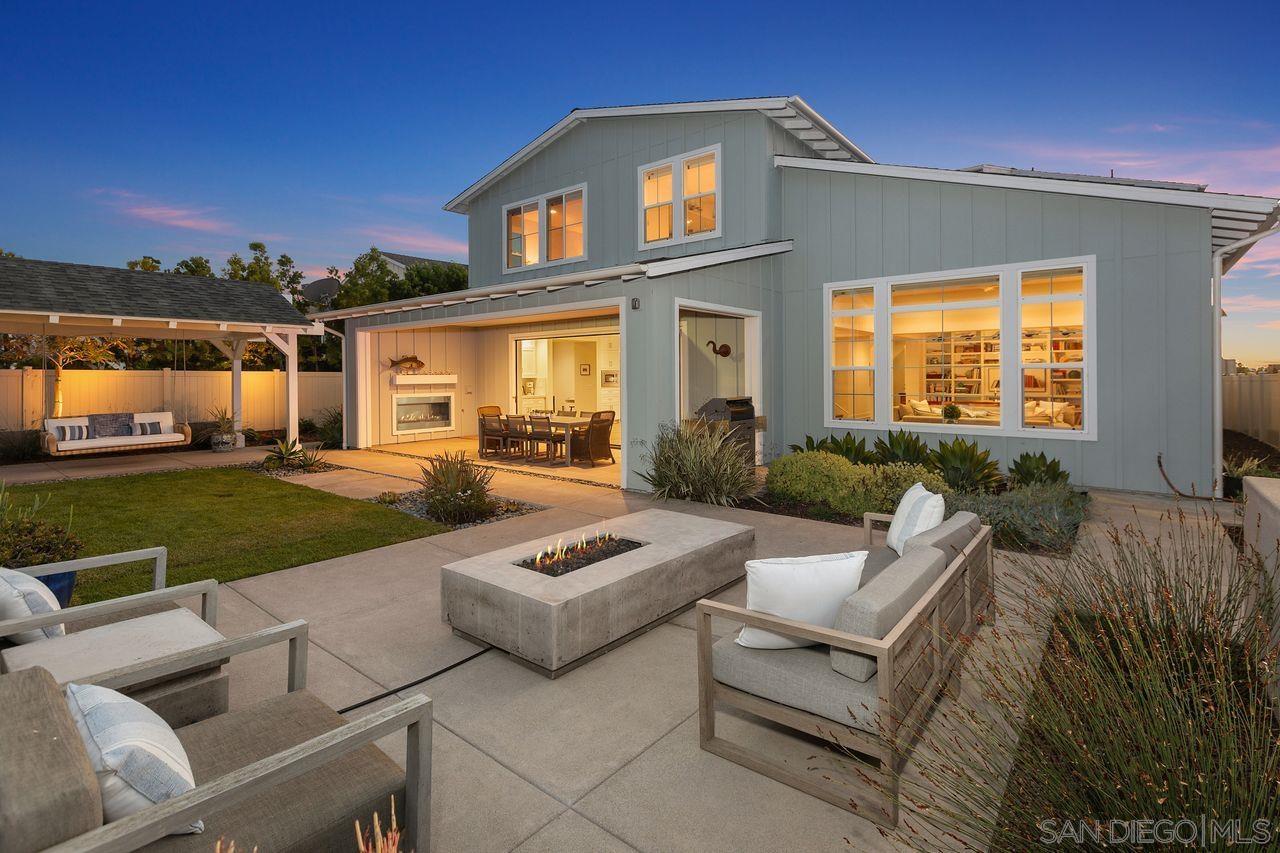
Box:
left=2, top=1, right=1277, bottom=362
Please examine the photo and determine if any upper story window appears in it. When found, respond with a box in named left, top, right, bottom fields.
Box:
left=638, top=144, right=721, bottom=249
left=504, top=184, right=586, bottom=273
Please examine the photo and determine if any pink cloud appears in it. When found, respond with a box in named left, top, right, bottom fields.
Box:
left=91, top=188, right=235, bottom=234
left=357, top=226, right=468, bottom=258
left=983, top=139, right=1280, bottom=197
left=1231, top=240, right=1280, bottom=278
left=1223, top=292, right=1280, bottom=312
left=1107, top=122, right=1180, bottom=135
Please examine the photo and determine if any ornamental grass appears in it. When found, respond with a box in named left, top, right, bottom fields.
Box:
left=879, top=505, right=1280, bottom=851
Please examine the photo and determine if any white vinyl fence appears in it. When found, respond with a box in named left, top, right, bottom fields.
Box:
left=0, top=368, right=341, bottom=432
left=1223, top=373, right=1280, bottom=447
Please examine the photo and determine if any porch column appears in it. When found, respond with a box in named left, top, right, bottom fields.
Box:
left=213, top=339, right=249, bottom=447
left=264, top=331, right=299, bottom=444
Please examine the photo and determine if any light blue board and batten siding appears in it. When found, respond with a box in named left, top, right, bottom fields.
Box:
left=462, top=110, right=813, bottom=288
left=776, top=168, right=1214, bottom=495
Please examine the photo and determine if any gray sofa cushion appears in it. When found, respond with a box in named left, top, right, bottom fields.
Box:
left=830, top=546, right=948, bottom=683
left=903, top=511, right=980, bottom=563
left=858, top=546, right=898, bottom=589
left=712, top=637, right=879, bottom=734
left=149, top=689, right=404, bottom=852
left=0, top=668, right=102, bottom=853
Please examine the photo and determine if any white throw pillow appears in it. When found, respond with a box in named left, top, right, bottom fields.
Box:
left=885, top=483, right=946, bottom=556
left=736, top=552, right=868, bottom=649
left=0, top=568, right=64, bottom=644
left=908, top=399, right=934, bottom=416
left=65, top=683, right=203, bottom=834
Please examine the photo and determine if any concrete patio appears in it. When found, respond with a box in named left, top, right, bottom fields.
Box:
left=2, top=444, right=1209, bottom=851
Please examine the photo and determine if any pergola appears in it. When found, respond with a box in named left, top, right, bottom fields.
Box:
left=0, top=257, right=322, bottom=442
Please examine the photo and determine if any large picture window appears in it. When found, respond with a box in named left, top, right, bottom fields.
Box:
left=638, top=144, right=721, bottom=249
left=503, top=184, right=586, bottom=272
left=823, top=257, right=1095, bottom=439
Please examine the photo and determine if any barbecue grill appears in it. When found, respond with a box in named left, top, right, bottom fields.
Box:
left=694, top=396, right=756, bottom=461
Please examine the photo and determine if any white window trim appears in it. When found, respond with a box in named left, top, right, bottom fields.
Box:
left=636, top=143, right=723, bottom=251
left=501, top=182, right=588, bottom=275
left=822, top=255, right=1098, bottom=441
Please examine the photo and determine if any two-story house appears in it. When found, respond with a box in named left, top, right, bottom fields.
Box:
left=311, top=96, right=1279, bottom=494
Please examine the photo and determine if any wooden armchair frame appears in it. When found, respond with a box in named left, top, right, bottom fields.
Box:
left=696, top=525, right=993, bottom=827
left=0, top=547, right=221, bottom=642
left=45, top=621, right=433, bottom=853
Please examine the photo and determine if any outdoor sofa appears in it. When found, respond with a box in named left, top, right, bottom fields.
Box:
left=0, top=547, right=228, bottom=727
left=42, top=411, right=192, bottom=456
left=696, top=510, right=993, bottom=826
left=0, top=621, right=432, bottom=853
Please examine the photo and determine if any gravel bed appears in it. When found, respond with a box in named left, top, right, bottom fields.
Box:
left=251, top=461, right=344, bottom=479
left=372, top=489, right=544, bottom=528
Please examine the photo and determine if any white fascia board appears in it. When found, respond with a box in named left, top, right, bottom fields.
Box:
left=310, top=262, right=647, bottom=321
left=0, top=307, right=313, bottom=334
left=774, top=156, right=1280, bottom=215
left=645, top=240, right=794, bottom=278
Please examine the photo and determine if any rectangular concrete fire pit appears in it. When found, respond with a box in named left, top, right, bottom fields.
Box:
left=441, top=509, right=754, bottom=676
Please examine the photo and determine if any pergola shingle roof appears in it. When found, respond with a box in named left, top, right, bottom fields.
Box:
left=0, top=257, right=312, bottom=328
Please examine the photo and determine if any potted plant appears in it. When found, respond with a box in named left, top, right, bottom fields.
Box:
left=206, top=406, right=238, bottom=453
left=1223, top=455, right=1264, bottom=500
left=941, top=403, right=962, bottom=424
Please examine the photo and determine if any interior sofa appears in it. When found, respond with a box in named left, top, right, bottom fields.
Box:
left=893, top=402, right=1081, bottom=429
left=0, top=621, right=432, bottom=853
left=696, top=510, right=993, bottom=827
left=42, top=411, right=192, bottom=457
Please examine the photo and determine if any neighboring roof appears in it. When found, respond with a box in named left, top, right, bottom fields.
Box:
left=962, top=163, right=1207, bottom=193
left=301, top=276, right=341, bottom=304
left=380, top=251, right=467, bottom=270
left=309, top=240, right=794, bottom=322
left=444, top=96, right=872, bottom=214
left=775, top=156, right=1280, bottom=261
left=0, top=257, right=313, bottom=328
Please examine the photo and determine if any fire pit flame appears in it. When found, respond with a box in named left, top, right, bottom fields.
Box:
left=533, top=530, right=616, bottom=569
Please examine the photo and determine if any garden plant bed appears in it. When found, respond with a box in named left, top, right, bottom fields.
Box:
left=516, top=535, right=644, bottom=577
left=375, top=490, right=543, bottom=528
left=253, top=460, right=343, bottom=479
left=1224, top=429, right=1280, bottom=470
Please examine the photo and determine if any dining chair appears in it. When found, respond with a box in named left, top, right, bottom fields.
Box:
left=570, top=410, right=616, bottom=466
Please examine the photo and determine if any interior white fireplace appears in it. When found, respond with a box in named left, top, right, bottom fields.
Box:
left=392, top=392, right=454, bottom=435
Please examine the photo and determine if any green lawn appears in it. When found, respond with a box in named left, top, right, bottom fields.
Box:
left=9, top=468, right=444, bottom=604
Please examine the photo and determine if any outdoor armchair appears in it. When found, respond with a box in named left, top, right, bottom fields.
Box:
left=0, top=620, right=433, bottom=853
left=0, top=547, right=229, bottom=726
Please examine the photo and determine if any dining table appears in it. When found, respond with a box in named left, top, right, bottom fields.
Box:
left=543, top=413, right=592, bottom=466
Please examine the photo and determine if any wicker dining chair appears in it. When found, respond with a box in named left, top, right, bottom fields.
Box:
left=569, top=410, right=616, bottom=466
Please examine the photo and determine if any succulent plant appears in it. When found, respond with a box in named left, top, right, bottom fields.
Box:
left=929, top=436, right=1004, bottom=493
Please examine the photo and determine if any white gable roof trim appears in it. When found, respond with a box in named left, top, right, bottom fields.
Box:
left=309, top=240, right=794, bottom=322
left=444, top=97, right=871, bottom=214
left=775, top=156, right=1280, bottom=257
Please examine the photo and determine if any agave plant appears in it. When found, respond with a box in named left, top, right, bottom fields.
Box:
left=788, top=433, right=876, bottom=465
left=297, top=445, right=327, bottom=471
left=1007, top=450, right=1069, bottom=488
left=929, top=436, right=1003, bottom=492
left=873, top=429, right=931, bottom=466
left=263, top=437, right=305, bottom=469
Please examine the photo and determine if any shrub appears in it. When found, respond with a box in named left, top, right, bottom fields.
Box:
left=639, top=419, right=757, bottom=507
left=765, top=452, right=949, bottom=518
left=1007, top=451, right=1069, bottom=488
left=0, top=429, right=43, bottom=463
left=418, top=451, right=494, bottom=524
left=949, top=482, right=1087, bottom=552
left=873, top=429, right=931, bottom=466
left=930, top=436, right=1004, bottom=492
left=788, top=433, right=876, bottom=465
left=894, top=507, right=1278, bottom=851
left=0, top=486, right=81, bottom=568
left=299, top=417, right=319, bottom=435
left=316, top=406, right=344, bottom=449
left=298, top=446, right=326, bottom=471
